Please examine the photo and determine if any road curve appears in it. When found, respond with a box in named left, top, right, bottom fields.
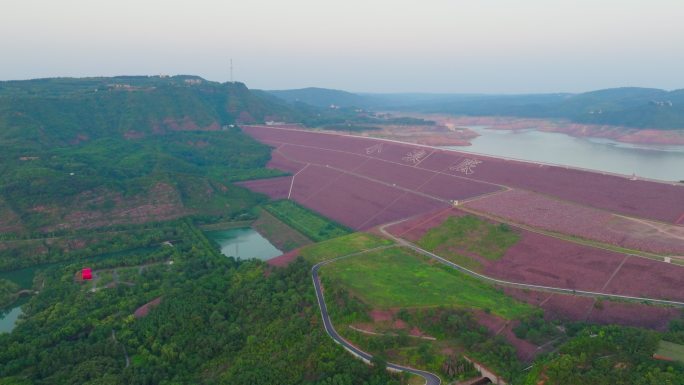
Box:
left=311, top=257, right=442, bottom=385
left=378, top=221, right=684, bottom=308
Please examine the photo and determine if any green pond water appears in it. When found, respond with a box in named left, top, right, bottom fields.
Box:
left=447, top=127, right=684, bottom=182
left=205, top=228, right=282, bottom=261
left=0, top=297, right=29, bottom=334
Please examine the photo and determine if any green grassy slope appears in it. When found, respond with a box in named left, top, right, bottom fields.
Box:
left=0, top=77, right=301, bottom=235
left=321, top=246, right=533, bottom=319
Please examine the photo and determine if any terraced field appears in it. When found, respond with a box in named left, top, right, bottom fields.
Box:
left=242, top=125, right=684, bottom=329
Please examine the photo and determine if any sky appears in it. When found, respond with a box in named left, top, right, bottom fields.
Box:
left=1, top=0, right=683, bottom=93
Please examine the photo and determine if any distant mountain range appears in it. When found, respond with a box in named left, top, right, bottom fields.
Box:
left=266, top=87, right=684, bottom=130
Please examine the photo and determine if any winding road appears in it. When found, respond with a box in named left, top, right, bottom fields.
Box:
left=311, top=251, right=442, bottom=385
left=310, top=214, right=684, bottom=385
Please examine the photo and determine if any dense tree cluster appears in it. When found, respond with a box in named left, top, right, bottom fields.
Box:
left=0, top=223, right=402, bottom=385
left=524, top=325, right=684, bottom=385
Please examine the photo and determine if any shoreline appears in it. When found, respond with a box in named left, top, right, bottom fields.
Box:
left=415, top=114, right=684, bottom=147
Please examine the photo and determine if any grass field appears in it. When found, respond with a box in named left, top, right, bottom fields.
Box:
left=262, top=200, right=351, bottom=242
left=252, top=209, right=312, bottom=252
left=418, top=215, right=520, bottom=269
left=655, top=340, right=684, bottom=363
left=300, top=232, right=393, bottom=264
left=320, top=246, right=533, bottom=319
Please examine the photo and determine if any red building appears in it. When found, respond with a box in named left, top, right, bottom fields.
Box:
left=81, top=268, right=92, bottom=280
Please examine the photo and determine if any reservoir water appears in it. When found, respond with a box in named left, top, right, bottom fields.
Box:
left=205, top=228, right=282, bottom=261
left=447, top=127, right=684, bottom=182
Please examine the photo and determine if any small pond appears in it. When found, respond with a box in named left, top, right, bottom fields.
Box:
left=0, top=297, right=29, bottom=334
left=205, top=228, right=282, bottom=261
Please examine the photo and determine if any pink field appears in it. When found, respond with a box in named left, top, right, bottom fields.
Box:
left=354, top=158, right=435, bottom=190
left=267, top=249, right=301, bottom=267
left=474, top=310, right=539, bottom=361
left=134, top=297, right=162, bottom=318
left=486, top=231, right=625, bottom=292
left=237, top=177, right=292, bottom=200
left=391, top=209, right=625, bottom=292
left=603, top=257, right=684, bottom=301
left=290, top=165, right=344, bottom=202
left=504, top=288, right=680, bottom=331
left=241, top=127, right=499, bottom=230
left=360, top=194, right=448, bottom=229
left=242, top=125, right=684, bottom=224
left=239, top=126, right=684, bottom=317
left=465, top=189, right=684, bottom=255
left=277, top=143, right=368, bottom=171
left=416, top=173, right=501, bottom=201
left=266, top=150, right=305, bottom=173
left=301, top=173, right=407, bottom=229
left=387, top=208, right=684, bottom=303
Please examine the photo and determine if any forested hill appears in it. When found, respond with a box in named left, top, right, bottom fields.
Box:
left=0, top=76, right=302, bottom=236
left=0, top=76, right=298, bottom=148
left=267, top=86, right=684, bottom=130
left=411, top=87, right=684, bottom=130
left=267, top=87, right=373, bottom=108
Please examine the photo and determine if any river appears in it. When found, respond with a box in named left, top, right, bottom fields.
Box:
left=446, top=127, right=684, bottom=182
left=205, top=228, right=282, bottom=261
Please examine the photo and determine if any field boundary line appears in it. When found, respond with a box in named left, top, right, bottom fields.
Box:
left=677, top=212, right=684, bottom=225
left=583, top=299, right=598, bottom=322
left=357, top=167, right=444, bottom=229
left=357, top=191, right=410, bottom=230
left=378, top=220, right=684, bottom=308
left=538, top=293, right=554, bottom=307
left=600, top=255, right=630, bottom=291
left=348, top=325, right=437, bottom=340
left=288, top=163, right=310, bottom=199
left=301, top=158, right=371, bottom=204
left=397, top=207, right=454, bottom=238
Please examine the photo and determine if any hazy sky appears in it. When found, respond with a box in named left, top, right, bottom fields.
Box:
left=2, top=0, right=683, bottom=93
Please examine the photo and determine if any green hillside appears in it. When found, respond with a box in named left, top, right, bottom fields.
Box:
left=0, top=76, right=299, bottom=235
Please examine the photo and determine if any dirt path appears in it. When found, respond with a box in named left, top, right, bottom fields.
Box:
left=111, top=329, right=130, bottom=368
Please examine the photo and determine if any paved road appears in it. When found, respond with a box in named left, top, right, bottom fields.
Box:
left=311, top=256, right=441, bottom=385
left=378, top=221, right=684, bottom=308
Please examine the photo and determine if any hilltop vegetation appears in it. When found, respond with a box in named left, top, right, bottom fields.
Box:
left=268, top=86, right=684, bottom=130
left=524, top=325, right=684, bottom=385
left=0, top=76, right=301, bottom=235
left=421, top=87, right=684, bottom=130
left=267, top=87, right=372, bottom=108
